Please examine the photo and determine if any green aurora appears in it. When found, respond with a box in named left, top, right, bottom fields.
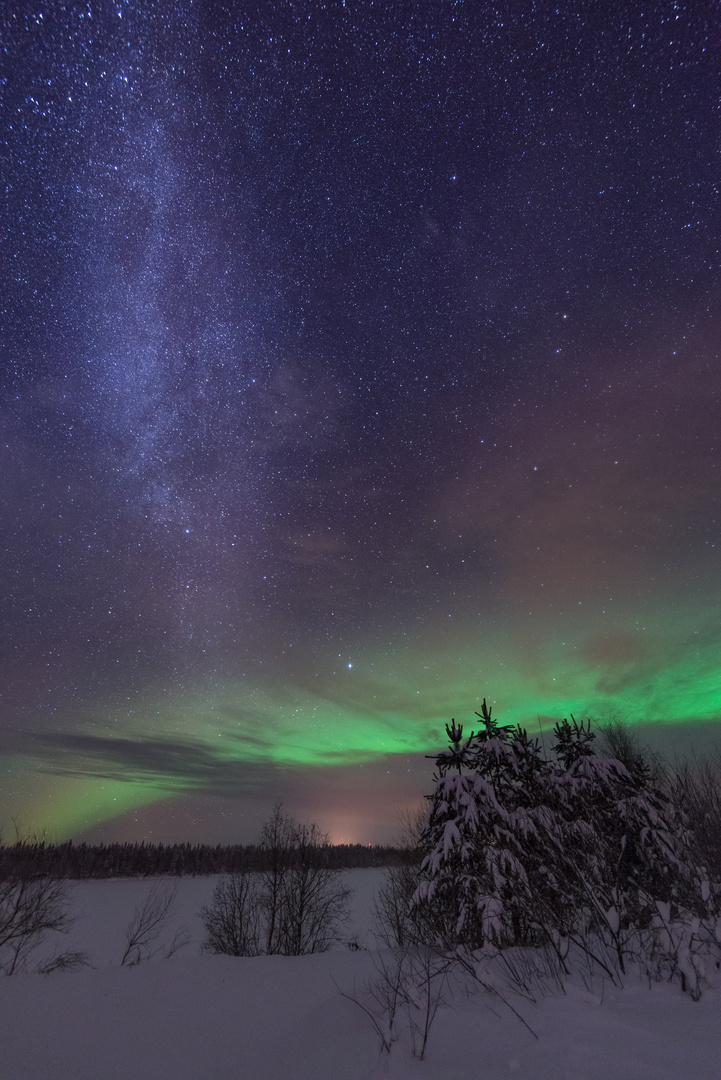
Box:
left=8, top=607, right=719, bottom=843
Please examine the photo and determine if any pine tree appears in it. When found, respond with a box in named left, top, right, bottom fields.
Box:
left=414, top=700, right=718, bottom=982
left=416, top=699, right=558, bottom=948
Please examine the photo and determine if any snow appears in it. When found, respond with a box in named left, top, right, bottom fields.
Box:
left=1, top=869, right=719, bottom=1080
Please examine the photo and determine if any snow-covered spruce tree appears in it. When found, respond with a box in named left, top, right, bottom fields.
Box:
left=413, top=700, right=560, bottom=949
left=546, top=717, right=719, bottom=978
left=414, top=702, right=719, bottom=986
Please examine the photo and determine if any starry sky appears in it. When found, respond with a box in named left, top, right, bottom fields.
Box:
left=2, top=0, right=719, bottom=845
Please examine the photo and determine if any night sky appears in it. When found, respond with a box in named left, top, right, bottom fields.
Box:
left=2, top=1, right=719, bottom=845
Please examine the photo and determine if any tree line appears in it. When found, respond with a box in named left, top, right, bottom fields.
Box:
left=0, top=837, right=411, bottom=880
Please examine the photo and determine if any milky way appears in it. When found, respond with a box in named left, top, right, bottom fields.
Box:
left=2, top=1, right=719, bottom=843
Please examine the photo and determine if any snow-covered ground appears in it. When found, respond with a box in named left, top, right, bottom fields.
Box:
left=1, top=870, right=719, bottom=1079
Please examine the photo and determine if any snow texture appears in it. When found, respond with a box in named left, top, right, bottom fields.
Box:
left=0, top=869, right=719, bottom=1080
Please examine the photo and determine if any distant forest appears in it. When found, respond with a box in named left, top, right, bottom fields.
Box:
left=0, top=840, right=414, bottom=880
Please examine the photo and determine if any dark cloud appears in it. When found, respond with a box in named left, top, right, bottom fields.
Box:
left=7, top=731, right=270, bottom=795
left=6, top=728, right=377, bottom=799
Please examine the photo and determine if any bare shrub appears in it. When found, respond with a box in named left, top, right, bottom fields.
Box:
left=259, top=804, right=295, bottom=955
left=665, top=753, right=721, bottom=885
left=374, top=863, right=423, bottom=948
left=403, top=946, right=454, bottom=1059
left=120, top=881, right=180, bottom=966
left=337, top=944, right=453, bottom=1059
left=336, top=949, right=407, bottom=1054
left=201, top=872, right=262, bottom=956
left=275, top=819, right=351, bottom=956
left=202, top=805, right=352, bottom=958
left=38, top=950, right=91, bottom=975
left=0, top=875, right=72, bottom=975
left=485, top=942, right=567, bottom=1003
left=373, top=804, right=433, bottom=949
left=593, top=715, right=662, bottom=785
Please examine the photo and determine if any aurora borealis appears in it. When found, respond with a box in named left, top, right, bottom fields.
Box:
left=2, top=1, right=719, bottom=844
